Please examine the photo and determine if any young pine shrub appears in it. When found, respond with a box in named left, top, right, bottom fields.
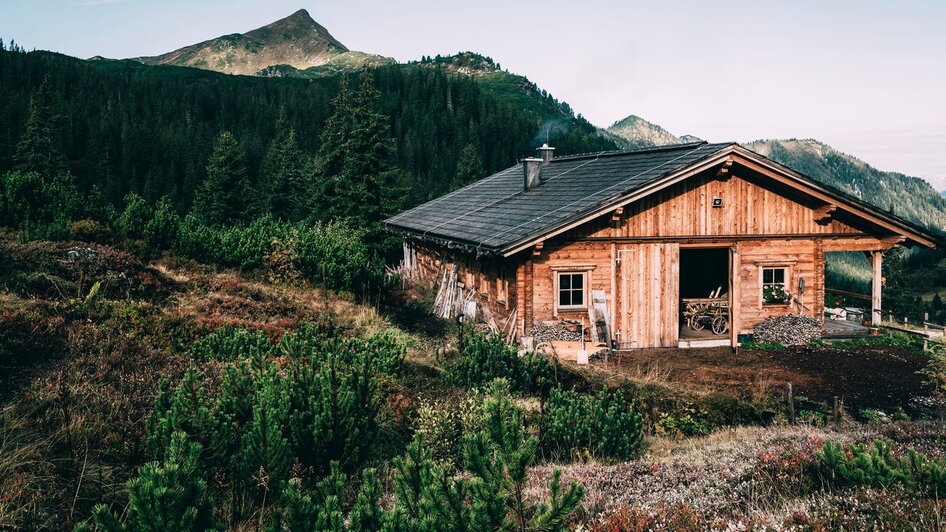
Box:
left=190, top=326, right=274, bottom=363
left=115, top=192, right=153, bottom=241
left=295, top=221, right=382, bottom=294
left=463, top=379, right=584, bottom=531
left=146, top=366, right=215, bottom=457
left=81, top=431, right=218, bottom=532
left=815, top=439, right=946, bottom=497
left=387, top=381, right=583, bottom=531
left=239, top=367, right=293, bottom=491
left=541, top=388, right=644, bottom=462
left=143, top=196, right=181, bottom=249
left=452, top=329, right=556, bottom=395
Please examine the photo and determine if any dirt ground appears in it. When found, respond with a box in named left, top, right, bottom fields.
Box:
left=600, top=344, right=932, bottom=413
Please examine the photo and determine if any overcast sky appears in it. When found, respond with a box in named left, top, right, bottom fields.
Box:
left=4, top=0, right=946, bottom=188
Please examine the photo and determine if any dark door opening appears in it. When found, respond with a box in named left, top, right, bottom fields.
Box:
left=679, top=248, right=731, bottom=339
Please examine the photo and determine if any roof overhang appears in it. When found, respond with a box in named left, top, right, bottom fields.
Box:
left=498, top=145, right=939, bottom=256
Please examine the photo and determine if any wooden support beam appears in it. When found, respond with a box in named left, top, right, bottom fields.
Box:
left=813, top=203, right=837, bottom=225
left=871, top=251, right=882, bottom=326
left=532, top=240, right=544, bottom=256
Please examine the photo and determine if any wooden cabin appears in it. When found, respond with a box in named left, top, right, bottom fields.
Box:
left=385, top=142, right=939, bottom=348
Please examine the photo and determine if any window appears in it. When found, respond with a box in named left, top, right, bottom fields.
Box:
left=761, top=267, right=789, bottom=304
left=557, top=272, right=586, bottom=309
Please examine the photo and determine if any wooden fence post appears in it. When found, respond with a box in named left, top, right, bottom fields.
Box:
left=787, top=382, right=795, bottom=424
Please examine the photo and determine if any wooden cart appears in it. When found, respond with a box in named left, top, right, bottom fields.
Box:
left=682, top=296, right=729, bottom=335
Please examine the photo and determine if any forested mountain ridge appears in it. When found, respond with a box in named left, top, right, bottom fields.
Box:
left=0, top=45, right=612, bottom=212
left=607, top=115, right=946, bottom=233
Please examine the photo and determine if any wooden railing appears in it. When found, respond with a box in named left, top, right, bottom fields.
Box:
left=825, top=288, right=871, bottom=301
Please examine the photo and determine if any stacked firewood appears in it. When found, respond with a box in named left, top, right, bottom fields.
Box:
left=753, top=315, right=821, bottom=346
left=531, top=321, right=583, bottom=344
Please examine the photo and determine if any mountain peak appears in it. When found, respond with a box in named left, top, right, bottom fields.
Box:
left=134, top=9, right=348, bottom=75
left=606, top=114, right=682, bottom=148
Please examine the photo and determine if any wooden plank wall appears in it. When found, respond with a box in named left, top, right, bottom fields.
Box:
left=530, top=241, right=613, bottom=325
left=592, top=173, right=861, bottom=238
left=734, top=239, right=822, bottom=332
left=618, top=243, right=679, bottom=348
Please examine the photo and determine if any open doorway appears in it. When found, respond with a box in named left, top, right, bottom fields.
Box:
left=679, top=248, right=730, bottom=340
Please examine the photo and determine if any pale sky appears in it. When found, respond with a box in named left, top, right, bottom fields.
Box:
left=4, top=0, right=946, bottom=188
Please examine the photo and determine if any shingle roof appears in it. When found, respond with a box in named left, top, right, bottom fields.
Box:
left=384, top=141, right=734, bottom=254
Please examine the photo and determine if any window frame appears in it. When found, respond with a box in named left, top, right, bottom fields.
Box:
left=760, top=266, right=790, bottom=305
left=555, top=270, right=589, bottom=312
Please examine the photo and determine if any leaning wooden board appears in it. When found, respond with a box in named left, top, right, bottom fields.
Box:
left=589, top=289, right=612, bottom=347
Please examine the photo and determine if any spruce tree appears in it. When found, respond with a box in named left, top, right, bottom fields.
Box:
left=453, top=143, right=485, bottom=190
left=261, top=109, right=307, bottom=221
left=310, top=75, right=403, bottom=250
left=191, top=131, right=251, bottom=225
left=13, top=76, right=68, bottom=178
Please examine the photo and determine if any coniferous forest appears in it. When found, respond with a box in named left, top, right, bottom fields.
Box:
left=0, top=45, right=613, bottom=214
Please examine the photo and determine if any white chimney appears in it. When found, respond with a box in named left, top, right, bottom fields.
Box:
left=537, top=143, right=555, bottom=164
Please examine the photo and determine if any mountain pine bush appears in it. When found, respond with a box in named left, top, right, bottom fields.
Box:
left=82, top=431, right=218, bottom=532
left=815, top=439, right=946, bottom=497
left=451, top=328, right=555, bottom=395
left=541, top=388, right=644, bottom=461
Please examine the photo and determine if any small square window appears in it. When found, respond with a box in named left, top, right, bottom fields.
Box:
left=557, top=272, right=586, bottom=309
left=761, top=267, right=789, bottom=304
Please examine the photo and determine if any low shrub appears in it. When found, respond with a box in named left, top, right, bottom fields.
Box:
left=814, top=439, right=946, bottom=497
left=69, top=219, right=113, bottom=243
left=189, top=325, right=274, bottom=362
left=451, top=328, right=555, bottom=395
left=541, top=388, right=643, bottom=461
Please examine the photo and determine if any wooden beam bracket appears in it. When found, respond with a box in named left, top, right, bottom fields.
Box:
left=716, top=158, right=734, bottom=181
left=532, top=240, right=545, bottom=256
left=813, top=203, right=837, bottom=225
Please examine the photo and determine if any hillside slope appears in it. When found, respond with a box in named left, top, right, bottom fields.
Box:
left=745, top=138, right=946, bottom=232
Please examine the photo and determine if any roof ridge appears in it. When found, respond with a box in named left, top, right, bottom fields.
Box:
left=551, top=141, right=725, bottom=162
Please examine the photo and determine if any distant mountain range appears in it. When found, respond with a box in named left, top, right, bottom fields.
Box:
left=101, top=9, right=946, bottom=233
left=606, top=116, right=946, bottom=232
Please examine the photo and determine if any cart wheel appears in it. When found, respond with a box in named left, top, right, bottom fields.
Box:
left=711, top=315, right=729, bottom=335
left=689, top=315, right=705, bottom=331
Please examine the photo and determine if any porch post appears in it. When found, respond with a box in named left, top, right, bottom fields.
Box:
left=871, top=251, right=882, bottom=325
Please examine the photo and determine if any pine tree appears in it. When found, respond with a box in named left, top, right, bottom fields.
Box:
left=453, top=143, right=485, bottom=190
left=191, top=131, right=251, bottom=225
left=348, top=468, right=383, bottom=532
left=261, top=110, right=307, bottom=221
left=13, top=76, right=68, bottom=178
left=310, top=75, right=403, bottom=250
left=240, top=366, right=292, bottom=489
left=89, top=431, right=217, bottom=532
